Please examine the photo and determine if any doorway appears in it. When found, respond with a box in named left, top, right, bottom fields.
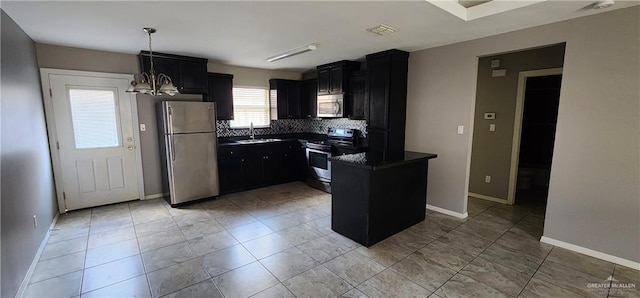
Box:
left=508, top=68, right=563, bottom=206
left=41, top=69, right=144, bottom=212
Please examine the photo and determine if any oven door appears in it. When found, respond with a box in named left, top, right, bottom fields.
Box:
left=317, top=94, right=344, bottom=118
left=306, top=148, right=332, bottom=182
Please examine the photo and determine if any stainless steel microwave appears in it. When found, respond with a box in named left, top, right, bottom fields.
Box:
left=317, top=94, right=344, bottom=118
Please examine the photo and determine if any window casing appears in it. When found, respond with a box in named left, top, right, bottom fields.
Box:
left=230, top=87, right=271, bottom=128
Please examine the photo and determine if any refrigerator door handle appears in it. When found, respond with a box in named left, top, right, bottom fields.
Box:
left=170, top=135, right=176, bottom=161
left=208, top=105, right=214, bottom=127
left=167, top=106, right=174, bottom=134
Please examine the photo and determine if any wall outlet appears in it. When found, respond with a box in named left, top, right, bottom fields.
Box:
left=485, top=175, right=491, bottom=183
left=33, top=215, right=38, bottom=228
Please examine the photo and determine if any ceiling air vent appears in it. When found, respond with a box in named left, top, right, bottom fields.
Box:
left=366, top=24, right=397, bottom=36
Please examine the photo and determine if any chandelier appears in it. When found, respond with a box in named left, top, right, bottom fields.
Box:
left=126, top=28, right=179, bottom=96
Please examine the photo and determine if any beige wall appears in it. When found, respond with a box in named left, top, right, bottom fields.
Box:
left=36, top=43, right=139, bottom=74
left=208, top=62, right=301, bottom=87
left=406, top=6, right=639, bottom=262
left=469, top=44, right=565, bottom=199
left=34, top=44, right=303, bottom=196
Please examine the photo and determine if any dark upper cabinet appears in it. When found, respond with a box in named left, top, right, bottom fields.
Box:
left=139, top=51, right=208, bottom=94
left=205, top=73, right=234, bottom=120
left=366, top=49, right=409, bottom=161
left=316, top=61, right=360, bottom=95
left=269, top=79, right=302, bottom=119
left=317, top=68, right=331, bottom=95
left=300, top=79, right=317, bottom=118
left=347, top=70, right=367, bottom=120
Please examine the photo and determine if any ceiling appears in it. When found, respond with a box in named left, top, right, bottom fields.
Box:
left=3, top=1, right=637, bottom=72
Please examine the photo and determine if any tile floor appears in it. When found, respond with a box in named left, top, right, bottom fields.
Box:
left=23, top=182, right=638, bottom=298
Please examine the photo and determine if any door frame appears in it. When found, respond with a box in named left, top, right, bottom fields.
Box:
left=507, top=67, right=563, bottom=205
left=40, top=68, right=145, bottom=213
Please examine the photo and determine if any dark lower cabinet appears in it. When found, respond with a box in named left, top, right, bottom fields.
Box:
left=218, top=141, right=305, bottom=194
left=331, top=153, right=436, bottom=247
left=217, top=148, right=244, bottom=194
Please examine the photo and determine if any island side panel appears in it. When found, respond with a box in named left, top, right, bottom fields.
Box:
left=368, top=159, right=428, bottom=245
left=331, top=162, right=371, bottom=245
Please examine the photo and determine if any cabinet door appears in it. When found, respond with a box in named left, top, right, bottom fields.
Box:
left=367, top=55, right=391, bottom=129
left=262, top=153, right=282, bottom=185
left=241, top=154, right=262, bottom=189
left=286, top=81, right=301, bottom=118
left=218, top=156, right=243, bottom=194
left=317, top=68, right=331, bottom=95
left=300, top=79, right=317, bottom=118
left=281, top=142, right=304, bottom=182
left=179, top=60, right=208, bottom=94
left=329, top=66, right=344, bottom=93
left=207, top=73, right=234, bottom=120
left=348, top=72, right=367, bottom=119
left=140, top=55, right=179, bottom=85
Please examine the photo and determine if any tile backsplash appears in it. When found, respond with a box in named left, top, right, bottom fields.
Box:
left=216, top=118, right=367, bottom=138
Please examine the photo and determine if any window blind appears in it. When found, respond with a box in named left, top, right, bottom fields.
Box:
left=230, top=87, right=270, bottom=128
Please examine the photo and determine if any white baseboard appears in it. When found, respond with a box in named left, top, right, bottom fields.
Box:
left=540, top=236, right=640, bottom=270
left=468, top=192, right=508, bottom=204
left=144, top=193, right=164, bottom=200
left=16, top=213, right=59, bottom=298
left=426, top=204, right=469, bottom=219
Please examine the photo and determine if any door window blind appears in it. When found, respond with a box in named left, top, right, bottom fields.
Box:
left=230, top=87, right=270, bottom=128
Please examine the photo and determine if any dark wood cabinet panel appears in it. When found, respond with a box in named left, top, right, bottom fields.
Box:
left=367, top=55, right=391, bottom=129
left=317, top=69, right=331, bottom=95
left=218, top=141, right=304, bottom=194
left=316, top=61, right=360, bottom=96
left=300, top=79, right=317, bottom=118
left=365, top=49, right=409, bottom=161
left=329, top=66, right=344, bottom=94
left=348, top=70, right=367, bottom=120
left=139, top=51, right=208, bottom=95
left=218, top=147, right=244, bottom=194
left=269, top=79, right=302, bottom=119
left=206, top=73, right=234, bottom=120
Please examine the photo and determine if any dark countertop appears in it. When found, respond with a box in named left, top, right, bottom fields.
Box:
left=331, top=151, right=437, bottom=170
left=218, top=133, right=326, bottom=147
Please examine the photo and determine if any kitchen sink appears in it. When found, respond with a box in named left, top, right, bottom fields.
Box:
left=234, top=138, right=282, bottom=144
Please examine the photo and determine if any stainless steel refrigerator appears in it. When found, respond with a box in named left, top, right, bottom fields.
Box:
left=157, top=101, right=219, bottom=205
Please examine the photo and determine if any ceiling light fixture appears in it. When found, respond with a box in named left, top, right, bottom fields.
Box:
left=592, top=0, right=614, bottom=9
left=126, top=28, right=179, bottom=96
left=366, top=24, right=397, bottom=36
left=266, top=44, right=318, bottom=62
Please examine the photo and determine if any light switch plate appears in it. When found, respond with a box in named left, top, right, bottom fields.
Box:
left=457, top=125, right=464, bottom=135
left=140, top=124, right=146, bottom=132
left=492, top=69, right=507, bottom=77
left=489, top=124, right=496, bottom=132
left=484, top=112, right=496, bottom=120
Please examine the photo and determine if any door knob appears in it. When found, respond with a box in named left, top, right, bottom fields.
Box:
left=127, top=145, right=135, bottom=151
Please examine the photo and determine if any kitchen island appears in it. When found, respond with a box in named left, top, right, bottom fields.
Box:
left=330, top=151, right=437, bottom=246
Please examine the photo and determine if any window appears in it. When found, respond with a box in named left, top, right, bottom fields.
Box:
left=230, top=87, right=271, bottom=128
left=68, top=89, right=120, bottom=149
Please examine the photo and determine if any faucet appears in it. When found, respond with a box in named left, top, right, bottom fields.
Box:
left=249, top=122, right=255, bottom=140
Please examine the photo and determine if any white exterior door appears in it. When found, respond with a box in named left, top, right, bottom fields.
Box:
left=46, top=73, right=140, bottom=211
